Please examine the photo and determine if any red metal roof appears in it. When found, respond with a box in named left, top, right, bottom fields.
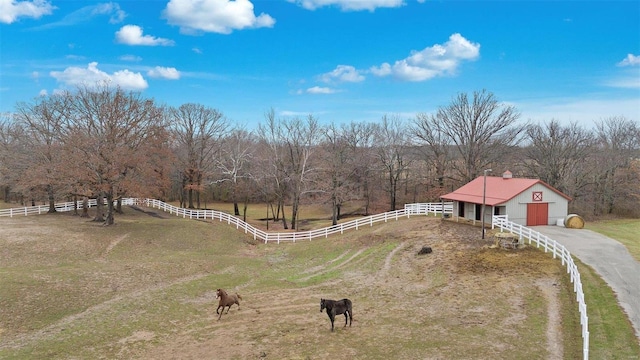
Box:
left=440, top=176, right=571, bottom=206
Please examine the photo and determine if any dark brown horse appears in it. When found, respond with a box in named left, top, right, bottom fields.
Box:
left=320, top=298, right=352, bottom=331
left=216, top=288, right=242, bottom=320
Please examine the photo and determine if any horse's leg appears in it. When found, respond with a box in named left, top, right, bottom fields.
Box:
left=216, top=305, right=221, bottom=314
left=328, top=310, right=335, bottom=331
left=226, top=304, right=231, bottom=314
left=344, top=313, right=349, bottom=327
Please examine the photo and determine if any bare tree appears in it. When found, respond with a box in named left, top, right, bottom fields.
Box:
left=258, top=109, right=289, bottom=228
left=169, top=103, right=228, bottom=208
left=259, top=110, right=321, bottom=229
left=522, top=120, right=593, bottom=195
left=216, top=128, right=255, bottom=215
left=319, top=123, right=363, bottom=225
left=592, top=116, right=640, bottom=214
left=411, top=112, right=452, bottom=188
left=252, top=137, right=281, bottom=228
left=432, top=90, right=525, bottom=183
left=344, top=121, right=376, bottom=215
left=372, top=115, right=412, bottom=211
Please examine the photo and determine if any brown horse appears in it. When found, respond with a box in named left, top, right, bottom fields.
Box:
left=320, top=298, right=352, bottom=331
left=216, top=288, right=242, bottom=320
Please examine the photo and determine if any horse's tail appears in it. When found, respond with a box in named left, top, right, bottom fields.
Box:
left=344, top=298, right=353, bottom=317
left=236, top=293, right=242, bottom=300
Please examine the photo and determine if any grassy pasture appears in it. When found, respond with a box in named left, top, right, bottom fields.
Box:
left=0, top=205, right=638, bottom=359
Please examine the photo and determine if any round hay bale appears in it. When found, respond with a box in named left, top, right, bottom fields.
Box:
left=564, top=214, right=585, bottom=229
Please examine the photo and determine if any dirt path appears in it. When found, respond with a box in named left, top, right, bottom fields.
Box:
left=537, top=279, right=563, bottom=359
left=379, top=241, right=407, bottom=276
left=103, top=233, right=129, bottom=258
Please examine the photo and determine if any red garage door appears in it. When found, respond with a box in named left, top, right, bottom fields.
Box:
left=527, top=203, right=549, bottom=226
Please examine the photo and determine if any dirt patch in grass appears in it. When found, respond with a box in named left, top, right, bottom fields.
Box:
left=0, top=211, right=578, bottom=359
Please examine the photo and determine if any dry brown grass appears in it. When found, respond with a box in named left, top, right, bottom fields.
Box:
left=0, top=206, right=584, bottom=359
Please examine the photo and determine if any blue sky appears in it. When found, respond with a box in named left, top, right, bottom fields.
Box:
left=1, top=0, right=639, bottom=128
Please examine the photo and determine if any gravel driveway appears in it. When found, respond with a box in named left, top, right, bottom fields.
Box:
left=535, top=225, right=640, bottom=342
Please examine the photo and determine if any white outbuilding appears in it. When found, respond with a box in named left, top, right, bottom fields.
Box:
left=440, top=171, right=571, bottom=227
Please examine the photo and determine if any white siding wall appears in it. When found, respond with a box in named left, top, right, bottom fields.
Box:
left=504, top=183, right=568, bottom=226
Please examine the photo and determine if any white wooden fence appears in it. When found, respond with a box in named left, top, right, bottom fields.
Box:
left=132, top=198, right=453, bottom=243
left=0, top=200, right=94, bottom=217
left=0, top=198, right=453, bottom=243
left=492, top=214, right=589, bottom=360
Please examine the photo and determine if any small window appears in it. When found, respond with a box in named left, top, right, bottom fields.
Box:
left=532, top=191, right=543, bottom=202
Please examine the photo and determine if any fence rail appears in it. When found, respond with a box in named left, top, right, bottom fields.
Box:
left=492, top=214, right=589, bottom=360
left=0, top=199, right=101, bottom=217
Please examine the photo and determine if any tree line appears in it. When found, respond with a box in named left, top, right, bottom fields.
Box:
left=0, top=85, right=638, bottom=226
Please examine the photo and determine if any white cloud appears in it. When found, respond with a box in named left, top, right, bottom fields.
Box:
left=30, top=2, right=125, bottom=29
left=93, top=2, right=126, bottom=24
left=370, top=33, right=480, bottom=81
left=369, top=63, right=391, bottom=77
left=116, top=25, right=175, bottom=46
left=617, top=54, right=640, bottom=67
left=280, top=110, right=306, bottom=117
left=605, top=76, right=640, bottom=89
left=192, top=47, right=203, bottom=54
left=38, top=89, right=48, bottom=96
left=518, top=96, right=640, bottom=124
left=320, top=65, right=365, bottom=83
left=163, top=0, right=275, bottom=35
left=50, top=62, right=148, bottom=91
left=0, top=0, right=55, bottom=24
left=306, top=86, right=336, bottom=94
left=608, top=54, right=640, bottom=88
left=65, top=54, right=86, bottom=61
left=290, top=0, right=404, bottom=11
left=147, top=66, right=181, bottom=80
left=119, top=54, right=142, bottom=62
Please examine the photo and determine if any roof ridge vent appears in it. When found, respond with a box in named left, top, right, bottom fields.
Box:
left=502, top=170, right=513, bottom=179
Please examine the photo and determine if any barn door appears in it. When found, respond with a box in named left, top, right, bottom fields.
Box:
left=527, top=203, right=549, bottom=226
